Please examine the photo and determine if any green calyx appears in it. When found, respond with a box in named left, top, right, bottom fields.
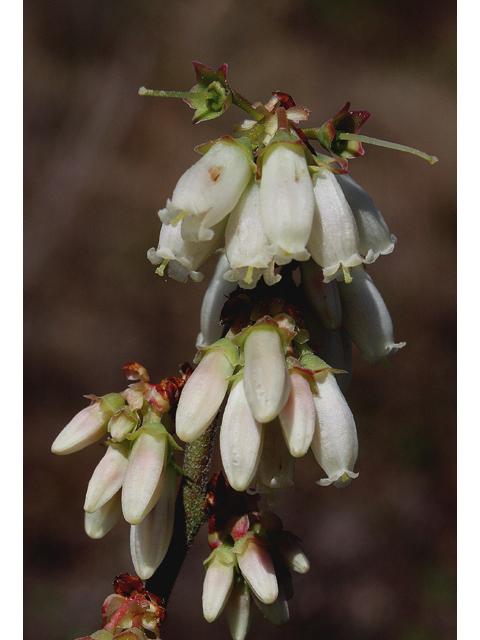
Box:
left=99, top=393, right=126, bottom=414
left=194, top=337, right=240, bottom=368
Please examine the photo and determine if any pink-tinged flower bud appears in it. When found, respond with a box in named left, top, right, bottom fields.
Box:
left=176, top=341, right=237, bottom=442
left=84, top=490, right=122, bottom=539
left=336, top=173, right=396, bottom=263
left=277, top=531, right=310, bottom=574
left=234, top=535, right=278, bottom=605
left=84, top=442, right=129, bottom=513
left=337, top=265, right=406, bottom=362
left=224, top=180, right=280, bottom=289
left=279, top=369, right=316, bottom=458
left=220, top=379, right=264, bottom=491
left=243, top=327, right=291, bottom=423
left=257, top=419, right=295, bottom=490
left=196, top=253, right=237, bottom=349
left=259, top=138, right=314, bottom=265
left=52, top=393, right=126, bottom=455
left=308, top=167, right=363, bottom=283
left=159, top=138, right=253, bottom=242
left=202, top=546, right=236, bottom=622
left=253, top=585, right=289, bottom=626
left=147, top=217, right=226, bottom=283
left=130, top=463, right=176, bottom=579
left=311, top=371, right=359, bottom=488
left=122, top=426, right=168, bottom=525
left=300, top=260, right=343, bottom=330
left=225, top=581, right=251, bottom=640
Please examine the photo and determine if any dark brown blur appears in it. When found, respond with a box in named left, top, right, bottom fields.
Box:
left=24, top=1, right=456, bottom=638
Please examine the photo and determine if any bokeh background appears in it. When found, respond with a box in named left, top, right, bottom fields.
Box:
left=24, top=1, right=456, bottom=639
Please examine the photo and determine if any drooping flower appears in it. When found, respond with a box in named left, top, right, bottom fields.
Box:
left=84, top=441, right=130, bottom=514
left=158, top=137, right=254, bottom=242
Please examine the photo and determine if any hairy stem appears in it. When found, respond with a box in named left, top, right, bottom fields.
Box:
left=145, top=418, right=219, bottom=603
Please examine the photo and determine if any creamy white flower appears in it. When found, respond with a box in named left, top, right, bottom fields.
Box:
left=224, top=180, right=281, bottom=289
left=259, top=141, right=314, bottom=265
left=121, top=427, right=167, bottom=525
left=256, top=419, right=295, bottom=490
left=130, top=464, right=176, bottom=580
left=308, top=167, right=363, bottom=282
left=51, top=394, right=125, bottom=455
left=202, top=548, right=236, bottom=623
left=252, top=587, right=289, bottom=627
left=196, top=253, right=237, bottom=349
left=243, top=327, right=291, bottom=423
left=336, top=173, right=396, bottom=263
left=300, top=259, right=343, bottom=331
left=159, top=139, right=253, bottom=242
left=225, top=581, right=251, bottom=640
left=235, top=537, right=278, bottom=605
left=220, top=378, right=264, bottom=492
left=176, top=343, right=236, bottom=442
left=310, top=371, right=358, bottom=488
left=147, top=217, right=226, bottom=283
left=84, top=490, right=122, bottom=539
left=83, top=442, right=129, bottom=513
left=337, top=265, right=405, bottom=362
left=278, top=369, right=316, bottom=458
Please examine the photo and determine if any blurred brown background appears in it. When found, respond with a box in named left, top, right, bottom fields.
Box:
left=24, top=0, right=456, bottom=639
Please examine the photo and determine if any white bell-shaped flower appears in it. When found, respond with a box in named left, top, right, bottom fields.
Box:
left=259, top=139, right=314, bottom=265
left=147, top=217, right=226, bottom=283
left=83, top=441, right=129, bottom=513
left=130, top=463, right=176, bottom=580
left=220, top=378, right=264, bottom=491
left=243, top=326, right=291, bottom=423
left=310, top=370, right=358, bottom=488
left=337, top=265, right=405, bottom=362
left=256, top=419, right=295, bottom=490
left=159, top=139, right=253, bottom=242
left=176, top=341, right=237, bottom=442
left=84, top=490, right=122, bottom=539
left=202, top=547, right=236, bottom=623
left=235, top=536, right=279, bottom=605
left=121, top=426, right=168, bottom=525
left=224, top=180, right=281, bottom=289
left=196, top=253, right=237, bottom=349
left=225, top=581, right=251, bottom=640
left=278, top=368, right=316, bottom=458
left=336, top=173, right=396, bottom=263
left=252, top=586, right=289, bottom=627
left=308, top=167, right=363, bottom=282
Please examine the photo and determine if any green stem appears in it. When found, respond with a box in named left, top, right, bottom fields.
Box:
left=145, top=418, right=219, bottom=603
left=231, top=89, right=265, bottom=121
left=338, top=132, right=438, bottom=164
left=138, top=87, right=194, bottom=99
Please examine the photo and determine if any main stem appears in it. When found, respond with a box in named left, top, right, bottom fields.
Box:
left=145, top=418, right=219, bottom=604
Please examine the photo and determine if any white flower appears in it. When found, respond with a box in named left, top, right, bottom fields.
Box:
left=337, top=265, right=405, bottom=362
left=196, top=253, right=237, bottom=349
left=147, top=216, right=226, bottom=283
left=83, top=442, right=129, bottom=514
left=278, top=368, right=316, bottom=458
left=242, top=325, right=291, bottom=423
left=310, top=370, right=359, bottom=488
left=252, top=587, right=289, bottom=627
left=51, top=393, right=125, bottom=455
left=175, top=340, right=237, bottom=442
left=220, top=378, right=264, bottom=492
left=225, top=581, right=251, bottom=640
left=259, top=138, right=314, bottom=265
left=336, top=173, right=396, bottom=263
left=235, top=536, right=279, bottom=605
left=130, top=463, right=176, bottom=580
left=308, top=167, right=363, bottom=282
left=121, top=425, right=168, bottom=525
left=159, top=138, right=253, bottom=242
left=256, top=419, right=295, bottom=490
left=300, top=259, right=343, bottom=331
left=224, top=180, right=281, bottom=289
left=84, top=490, right=122, bottom=539
left=202, top=547, right=236, bottom=623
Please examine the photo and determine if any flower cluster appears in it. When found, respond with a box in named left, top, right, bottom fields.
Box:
left=176, top=296, right=359, bottom=490
left=52, top=363, right=191, bottom=580
left=147, top=96, right=396, bottom=290
left=202, top=474, right=309, bottom=638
